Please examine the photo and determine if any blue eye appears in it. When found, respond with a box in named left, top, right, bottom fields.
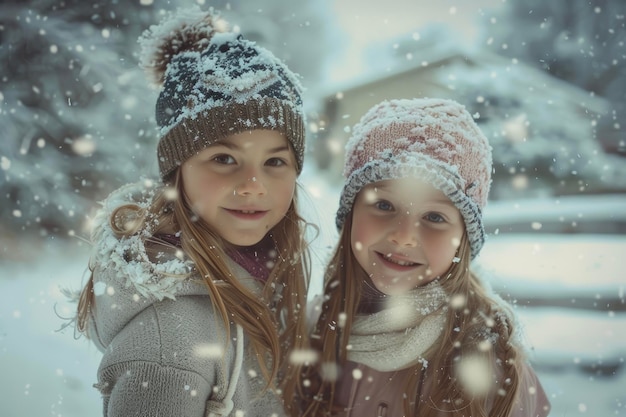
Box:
left=424, top=212, right=445, bottom=223
left=375, top=200, right=394, bottom=211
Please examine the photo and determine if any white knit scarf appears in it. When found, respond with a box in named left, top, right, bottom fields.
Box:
left=347, top=280, right=448, bottom=372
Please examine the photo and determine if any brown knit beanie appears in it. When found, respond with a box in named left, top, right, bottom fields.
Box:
left=138, top=6, right=305, bottom=180
left=336, top=98, right=492, bottom=258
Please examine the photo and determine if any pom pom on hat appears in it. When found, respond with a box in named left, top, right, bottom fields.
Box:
left=336, top=98, right=492, bottom=258
left=138, top=6, right=306, bottom=180
left=139, top=7, right=228, bottom=87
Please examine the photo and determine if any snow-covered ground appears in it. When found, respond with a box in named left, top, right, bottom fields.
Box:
left=1, top=169, right=625, bottom=416
left=0, top=240, right=102, bottom=417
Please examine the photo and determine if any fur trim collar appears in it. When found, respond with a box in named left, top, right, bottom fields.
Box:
left=89, top=181, right=194, bottom=300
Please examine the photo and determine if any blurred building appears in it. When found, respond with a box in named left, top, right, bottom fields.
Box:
left=312, top=39, right=626, bottom=199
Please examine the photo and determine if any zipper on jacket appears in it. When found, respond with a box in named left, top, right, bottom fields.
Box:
left=346, top=366, right=361, bottom=417
left=377, top=402, right=389, bottom=417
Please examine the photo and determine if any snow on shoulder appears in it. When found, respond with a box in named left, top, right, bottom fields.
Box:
left=89, top=181, right=193, bottom=300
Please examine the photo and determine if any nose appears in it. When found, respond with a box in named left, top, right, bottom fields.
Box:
left=234, top=172, right=267, bottom=196
left=388, top=215, right=419, bottom=247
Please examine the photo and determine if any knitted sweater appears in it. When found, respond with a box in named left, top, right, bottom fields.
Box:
left=331, top=286, right=550, bottom=417
left=84, top=183, right=287, bottom=417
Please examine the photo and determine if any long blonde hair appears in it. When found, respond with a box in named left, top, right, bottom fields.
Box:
left=298, top=211, right=523, bottom=417
left=77, top=169, right=311, bottom=408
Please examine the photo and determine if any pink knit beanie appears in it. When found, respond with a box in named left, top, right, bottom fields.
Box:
left=336, top=98, right=492, bottom=258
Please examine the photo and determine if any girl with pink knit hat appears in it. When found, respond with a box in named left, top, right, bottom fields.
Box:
left=297, top=98, right=550, bottom=416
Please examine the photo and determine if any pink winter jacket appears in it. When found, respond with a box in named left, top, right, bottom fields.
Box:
left=333, top=360, right=550, bottom=417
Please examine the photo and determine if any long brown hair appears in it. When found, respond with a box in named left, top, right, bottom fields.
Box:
left=298, top=211, right=523, bottom=416
left=77, top=169, right=311, bottom=408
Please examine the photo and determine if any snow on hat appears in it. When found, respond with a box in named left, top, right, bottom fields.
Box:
left=138, top=6, right=305, bottom=180
left=336, top=98, right=492, bottom=258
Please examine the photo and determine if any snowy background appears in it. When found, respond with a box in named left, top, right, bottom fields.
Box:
left=2, top=0, right=626, bottom=416
left=2, top=170, right=626, bottom=417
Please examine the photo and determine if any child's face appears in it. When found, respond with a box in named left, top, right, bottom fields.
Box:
left=181, top=130, right=297, bottom=246
left=350, top=178, right=464, bottom=295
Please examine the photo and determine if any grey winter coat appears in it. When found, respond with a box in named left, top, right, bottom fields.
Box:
left=84, top=183, right=287, bottom=417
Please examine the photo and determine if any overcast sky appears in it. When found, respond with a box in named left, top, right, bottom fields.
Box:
left=328, top=0, right=504, bottom=81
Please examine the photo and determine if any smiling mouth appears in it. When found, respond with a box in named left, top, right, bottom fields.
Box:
left=377, top=252, right=419, bottom=267
left=386, top=257, right=416, bottom=266
left=225, top=208, right=268, bottom=218
left=226, top=208, right=266, bottom=213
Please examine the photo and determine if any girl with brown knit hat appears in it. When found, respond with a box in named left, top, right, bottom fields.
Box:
left=72, top=6, right=311, bottom=417
left=298, top=98, right=550, bottom=416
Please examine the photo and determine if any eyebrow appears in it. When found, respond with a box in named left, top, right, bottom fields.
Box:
left=371, top=184, right=456, bottom=206
left=212, top=142, right=291, bottom=154
left=430, top=199, right=456, bottom=207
